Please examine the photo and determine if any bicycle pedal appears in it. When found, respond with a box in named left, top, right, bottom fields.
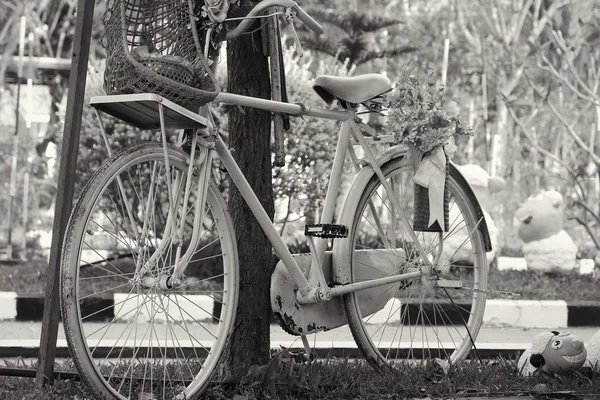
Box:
left=304, top=224, right=348, bottom=238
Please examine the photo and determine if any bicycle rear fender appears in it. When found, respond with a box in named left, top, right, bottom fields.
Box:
left=332, top=145, right=492, bottom=284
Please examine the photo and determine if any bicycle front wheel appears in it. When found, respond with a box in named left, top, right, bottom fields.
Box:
left=337, top=154, right=488, bottom=368
left=61, top=142, right=238, bottom=399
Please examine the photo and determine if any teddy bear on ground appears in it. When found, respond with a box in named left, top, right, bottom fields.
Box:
left=440, top=164, right=505, bottom=268
left=519, top=329, right=600, bottom=376
left=518, top=331, right=587, bottom=376
left=514, top=190, right=578, bottom=272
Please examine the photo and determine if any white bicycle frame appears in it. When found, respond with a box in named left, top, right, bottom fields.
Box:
left=141, top=90, right=432, bottom=306
left=92, top=0, right=435, bottom=306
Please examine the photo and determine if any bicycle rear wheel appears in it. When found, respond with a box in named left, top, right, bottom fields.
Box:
left=337, top=154, right=488, bottom=368
left=61, top=142, right=238, bottom=399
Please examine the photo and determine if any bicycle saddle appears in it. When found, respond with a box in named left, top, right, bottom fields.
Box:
left=313, top=73, right=392, bottom=105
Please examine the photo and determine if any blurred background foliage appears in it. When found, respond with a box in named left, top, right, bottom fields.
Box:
left=0, top=0, right=598, bottom=258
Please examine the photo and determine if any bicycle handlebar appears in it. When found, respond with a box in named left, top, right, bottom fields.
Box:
left=224, top=0, right=323, bottom=41
left=295, top=5, right=323, bottom=34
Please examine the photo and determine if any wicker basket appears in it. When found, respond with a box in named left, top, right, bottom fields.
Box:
left=103, top=0, right=219, bottom=111
left=413, top=159, right=450, bottom=232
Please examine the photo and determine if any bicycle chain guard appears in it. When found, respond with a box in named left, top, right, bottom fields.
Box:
left=271, top=249, right=405, bottom=335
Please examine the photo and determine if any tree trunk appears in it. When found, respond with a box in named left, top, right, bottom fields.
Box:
left=223, top=0, right=275, bottom=378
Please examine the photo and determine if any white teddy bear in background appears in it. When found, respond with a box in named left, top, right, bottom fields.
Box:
left=514, top=190, right=578, bottom=272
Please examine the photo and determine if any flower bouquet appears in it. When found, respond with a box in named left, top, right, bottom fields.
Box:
left=194, top=0, right=239, bottom=59
left=385, top=72, right=472, bottom=232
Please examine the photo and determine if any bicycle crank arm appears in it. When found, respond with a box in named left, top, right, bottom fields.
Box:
left=435, top=279, right=463, bottom=289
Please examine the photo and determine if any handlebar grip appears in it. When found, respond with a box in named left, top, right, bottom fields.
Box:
left=295, top=6, right=323, bottom=35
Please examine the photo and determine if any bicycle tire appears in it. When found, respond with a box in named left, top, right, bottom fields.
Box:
left=61, top=141, right=238, bottom=399
left=335, top=153, right=488, bottom=368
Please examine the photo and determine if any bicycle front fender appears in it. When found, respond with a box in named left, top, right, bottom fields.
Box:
left=364, top=145, right=492, bottom=251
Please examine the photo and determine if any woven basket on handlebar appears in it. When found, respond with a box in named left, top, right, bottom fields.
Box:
left=103, top=0, right=219, bottom=111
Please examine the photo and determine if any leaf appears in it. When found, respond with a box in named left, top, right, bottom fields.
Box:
left=434, top=358, right=451, bottom=375
left=240, top=364, right=266, bottom=386
left=222, top=373, right=243, bottom=385
left=138, top=393, right=158, bottom=400
left=263, top=355, right=281, bottom=386
left=277, top=346, right=292, bottom=362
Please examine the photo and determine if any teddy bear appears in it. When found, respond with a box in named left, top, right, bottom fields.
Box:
left=514, top=190, right=578, bottom=272
left=440, top=164, right=505, bottom=268
left=517, top=331, right=587, bottom=376
left=518, top=329, right=600, bottom=376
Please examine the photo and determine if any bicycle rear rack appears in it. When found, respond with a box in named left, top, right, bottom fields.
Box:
left=90, top=93, right=209, bottom=130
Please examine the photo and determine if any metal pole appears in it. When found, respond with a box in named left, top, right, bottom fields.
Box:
left=7, top=16, right=27, bottom=260
left=441, top=38, right=449, bottom=88
left=35, top=0, right=95, bottom=387
left=23, top=31, right=34, bottom=252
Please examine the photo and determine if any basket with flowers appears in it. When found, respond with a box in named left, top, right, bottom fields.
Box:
left=385, top=71, right=472, bottom=232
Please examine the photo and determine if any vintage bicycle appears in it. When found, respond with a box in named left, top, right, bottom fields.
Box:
left=59, top=0, right=493, bottom=398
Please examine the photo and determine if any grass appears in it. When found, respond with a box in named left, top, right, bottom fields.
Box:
left=1, top=258, right=599, bottom=302
left=486, top=268, right=600, bottom=301
left=1, top=355, right=600, bottom=399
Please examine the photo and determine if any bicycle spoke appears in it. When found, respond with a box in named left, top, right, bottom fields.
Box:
left=343, top=156, right=487, bottom=368
left=61, top=143, right=238, bottom=399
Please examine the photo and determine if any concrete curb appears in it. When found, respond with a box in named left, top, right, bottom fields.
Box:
left=497, top=257, right=596, bottom=274
left=0, top=339, right=529, bottom=360
left=2, top=292, right=600, bottom=328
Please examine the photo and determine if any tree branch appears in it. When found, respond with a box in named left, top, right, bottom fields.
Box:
left=0, top=27, right=19, bottom=89
left=0, top=0, right=18, bottom=14
left=532, top=0, right=542, bottom=22
left=494, top=0, right=509, bottom=45
left=475, top=0, right=504, bottom=41
left=573, top=199, right=600, bottom=228
left=508, top=0, right=533, bottom=48
left=524, top=69, right=600, bottom=164
left=501, top=64, right=525, bottom=96
left=502, top=94, right=577, bottom=177
left=552, top=30, right=599, bottom=102
left=527, top=0, right=572, bottom=45
left=28, top=9, right=55, bottom=58
left=455, top=0, right=480, bottom=48
left=570, top=214, right=600, bottom=250
left=277, top=195, right=294, bottom=237
left=0, top=10, right=17, bottom=44
left=537, top=53, right=598, bottom=104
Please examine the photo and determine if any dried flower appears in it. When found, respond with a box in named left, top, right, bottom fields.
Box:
left=385, top=71, right=472, bottom=154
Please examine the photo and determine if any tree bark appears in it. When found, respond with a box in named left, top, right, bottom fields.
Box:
left=223, top=0, right=275, bottom=378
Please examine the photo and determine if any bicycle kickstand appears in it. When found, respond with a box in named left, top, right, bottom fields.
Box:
left=300, top=334, right=313, bottom=362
